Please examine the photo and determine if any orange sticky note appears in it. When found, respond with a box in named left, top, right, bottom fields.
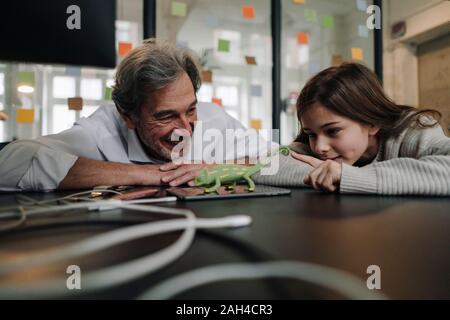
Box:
left=242, top=5, right=255, bottom=20
left=212, top=98, right=222, bottom=107
left=16, top=109, right=34, bottom=124
left=352, top=48, right=364, bottom=61
left=245, top=56, right=257, bottom=65
left=119, top=42, right=133, bottom=57
left=250, top=119, right=262, bottom=130
left=297, top=32, right=309, bottom=45
left=68, top=97, right=83, bottom=111
left=292, top=0, right=305, bottom=4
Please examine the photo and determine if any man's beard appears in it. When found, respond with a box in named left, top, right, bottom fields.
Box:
left=136, top=123, right=194, bottom=162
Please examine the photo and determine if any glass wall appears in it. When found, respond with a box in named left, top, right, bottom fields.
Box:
left=156, top=0, right=273, bottom=131
left=0, top=0, right=377, bottom=144
left=280, top=0, right=375, bottom=144
left=0, top=0, right=143, bottom=143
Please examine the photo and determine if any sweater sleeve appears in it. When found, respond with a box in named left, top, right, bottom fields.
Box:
left=252, top=154, right=312, bottom=188
left=340, top=125, right=450, bottom=196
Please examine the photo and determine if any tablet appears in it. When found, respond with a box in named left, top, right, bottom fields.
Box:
left=166, top=185, right=291, bottom=201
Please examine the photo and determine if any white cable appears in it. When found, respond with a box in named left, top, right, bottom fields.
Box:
left=0, top=201, right=252, bottom=299
left=0, top=197, right=177, bottom=221
left=0, top=212, right=250, bottom=276
left=0, top=201, right=194, bottom=274
left=0, top=218, right=194, bottom=299
left=15, top=189, right=122, bottom=206
left=138, top=261, right=388, bottom=300
left=0, top=206, right=26, bottom=232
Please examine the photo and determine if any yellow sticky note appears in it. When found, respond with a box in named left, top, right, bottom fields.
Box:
left=68, top=97, right=83, bottom=111
left=16, top=109, right=34, bottom=124
left=250, top=119, right=262, bottom=130
left=171, top=1, right=187, bottom=17
left=352, top=48, right=364, bottom=61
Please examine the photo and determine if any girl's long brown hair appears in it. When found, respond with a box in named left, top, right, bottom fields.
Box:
left=295, top=63, right=442, bottom=144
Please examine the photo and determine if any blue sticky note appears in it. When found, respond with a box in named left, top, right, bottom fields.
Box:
left=251, top=84, right=262, bottom=97
left=357, top=0, right=367, bottom=12
left=205, top=16, right=219, bottom=28
left=358, top=24, right=369, bottom=38
left=66, top=66, right=81, bottom=77
left=308, top=63, right=321, bottom=75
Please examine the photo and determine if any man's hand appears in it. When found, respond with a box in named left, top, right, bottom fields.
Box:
left=291, top=152, right=342, bottom=193
left=159, top=162, right=215, bottom=187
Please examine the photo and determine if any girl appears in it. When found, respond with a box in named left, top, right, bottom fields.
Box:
left=255, top=63, right=450, bottom=195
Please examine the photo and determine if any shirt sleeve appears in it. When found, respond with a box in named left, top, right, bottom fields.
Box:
left=0, top=124, right=102, bottom=192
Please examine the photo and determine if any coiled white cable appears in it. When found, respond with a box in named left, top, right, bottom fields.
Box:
left=0, top=200, right=251, bottom=299
left=138, top=261, right=388, bottom=300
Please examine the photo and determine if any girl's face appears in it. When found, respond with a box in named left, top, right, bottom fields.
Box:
left=300, top=103, right=380, bottom=165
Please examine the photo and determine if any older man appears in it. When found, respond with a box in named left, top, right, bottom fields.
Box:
left=0, top=39, right=266, bottom=191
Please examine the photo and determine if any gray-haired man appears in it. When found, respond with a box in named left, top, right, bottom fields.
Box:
left=0, top=39, right=266, bottom=191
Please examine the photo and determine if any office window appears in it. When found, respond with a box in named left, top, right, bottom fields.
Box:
left=52, top=104, right=76, bottom=134
left=156, top=0, right=273, bottom=130
left=46, top=70, right=114, bottom=134
left=198, top=83, right=213, bottom=103
left=80, top=105, right=100, bottom=118
left=216, top=85, right=238, bottom=107
left=53, top=76, right=76, bottom=99
left=81, top=78, right=102, bottom=100
left=0, top=73, right=4, bottom=95
left=280, top=0, right=375, bottom=144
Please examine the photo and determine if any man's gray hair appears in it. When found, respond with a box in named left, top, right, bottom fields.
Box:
left=112, top=38, right=201, bottom=118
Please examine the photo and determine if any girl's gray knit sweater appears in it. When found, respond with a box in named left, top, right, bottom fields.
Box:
left=254, top=123, right=450, bottom=196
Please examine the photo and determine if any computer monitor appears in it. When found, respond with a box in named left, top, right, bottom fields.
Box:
left=0, top=0, right=116, bottom=68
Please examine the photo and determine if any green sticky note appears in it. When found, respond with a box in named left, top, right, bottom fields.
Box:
left=18, top=72, right=35, bottom=86
left=104, top=87, right=113, bottom=100
left=218, top=39, right=230, bottom=52
left=304, top=9, right=317, bottom=23
left=171, top=1, right=187, bottom=17
left=322, top=15, right=334, bottom=28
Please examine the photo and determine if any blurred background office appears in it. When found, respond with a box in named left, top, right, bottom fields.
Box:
left=0, top=0, right=448, bottom=147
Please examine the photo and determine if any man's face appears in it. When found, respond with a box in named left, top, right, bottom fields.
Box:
left=123, top=72, right=198, bottom=161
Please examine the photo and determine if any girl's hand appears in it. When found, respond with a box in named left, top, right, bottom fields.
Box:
left=291, top=152, right=342, bottom=193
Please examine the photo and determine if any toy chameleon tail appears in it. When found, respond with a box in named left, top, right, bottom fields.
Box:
left=258, top=145, right=291, bottom=167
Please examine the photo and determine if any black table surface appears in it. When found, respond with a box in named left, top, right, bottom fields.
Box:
left=0, top=188, right=449, bottom=299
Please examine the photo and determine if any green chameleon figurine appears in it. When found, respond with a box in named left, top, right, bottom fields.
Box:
left=194, top=146, right=291, bottom=194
